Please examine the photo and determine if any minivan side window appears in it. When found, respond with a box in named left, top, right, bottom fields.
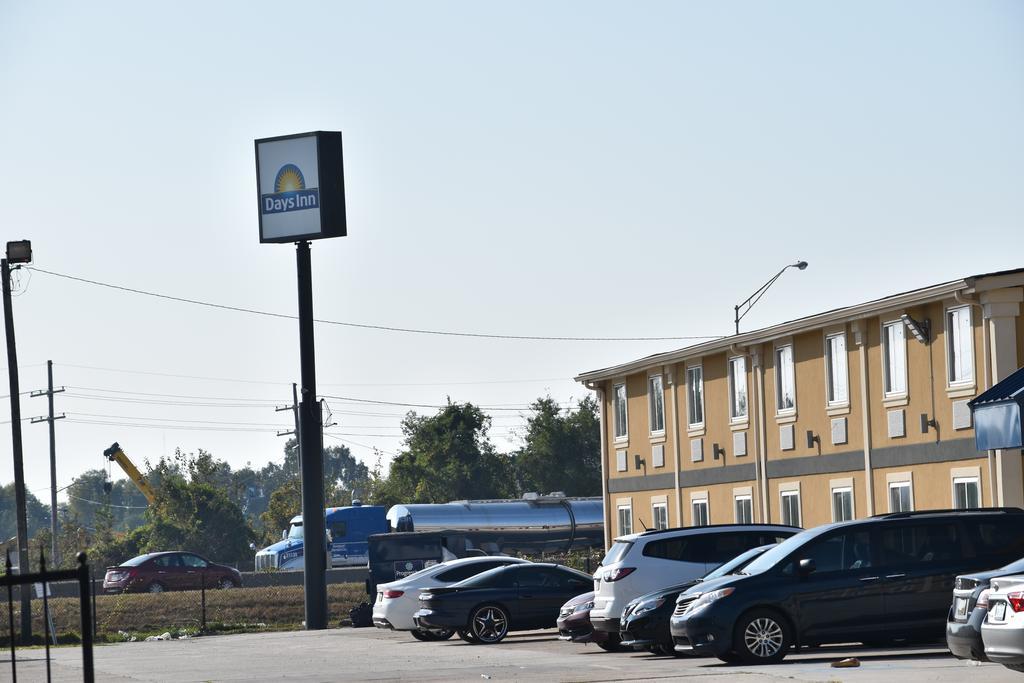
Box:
left=879, top=522, right=962, bottom=566
left=642, top=535, right=709, bottom=563
left=969, top=518, right=1024, bottom=564
left=788, top=530, right=871, bottom=574
left=705, top=533, right=755, bottom=565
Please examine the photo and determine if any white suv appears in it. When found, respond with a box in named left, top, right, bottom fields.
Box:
left=590, top=524, right=799, bottom=635
left=372, top=556, right=530, bottom=639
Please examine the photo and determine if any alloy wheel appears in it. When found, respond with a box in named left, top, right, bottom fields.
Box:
left=743, top=617, right=784, bottom=659
left=471, top=606, right=509, bottom=644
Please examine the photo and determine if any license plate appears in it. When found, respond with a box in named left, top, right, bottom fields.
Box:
left=993, top=601, right=1007, bottom=621
left=955, top=597, right=968, bottom=620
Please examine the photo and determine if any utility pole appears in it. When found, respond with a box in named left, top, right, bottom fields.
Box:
left=31, top=360, right=65, bottom=566
left=2, top=241, right=33, bottom=642
left=276, top=383, right=301, bottom=477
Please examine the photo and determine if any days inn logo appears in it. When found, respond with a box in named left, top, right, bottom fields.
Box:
left=261, top=163, right=319, bottom=215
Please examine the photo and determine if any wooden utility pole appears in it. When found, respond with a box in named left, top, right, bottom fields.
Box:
left=31, top=360, right=65, bottom=566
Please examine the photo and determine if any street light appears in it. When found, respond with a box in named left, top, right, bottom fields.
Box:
left=734, top=260, right=808, bottom=335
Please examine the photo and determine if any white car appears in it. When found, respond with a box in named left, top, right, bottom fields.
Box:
left=589, top=524, right=798, bottom=637
left=372, top=556, right=530, bottom=640
left=981, top=574, right=1024, bottom=673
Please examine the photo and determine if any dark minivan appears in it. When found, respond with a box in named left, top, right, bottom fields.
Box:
left=670, top=508, right=1024, bottom=664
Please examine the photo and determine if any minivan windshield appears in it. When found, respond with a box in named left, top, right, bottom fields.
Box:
left=601, top=541, right=634, bottom=566
left=703, top=543, right=775, bottom=581
left=736, top=529, right=815, bottom=575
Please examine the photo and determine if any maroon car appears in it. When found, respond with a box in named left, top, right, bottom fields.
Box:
left=103, top=551, right=242, bottom=593
left=557, top=591, right=622, bottom=651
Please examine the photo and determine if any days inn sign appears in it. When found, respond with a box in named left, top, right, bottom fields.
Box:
left=255, top=131, right=347, bottom=243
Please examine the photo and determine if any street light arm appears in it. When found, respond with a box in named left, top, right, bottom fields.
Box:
left=734, top=261, right=808, bottom=334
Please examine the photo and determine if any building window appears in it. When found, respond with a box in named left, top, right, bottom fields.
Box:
left=883, top=321, right=907, bottom=396
left=947, top=306, right=974, bottom=386
left=652, top=502, right=669, bottom=530
left=775, top=345, right=795, bottom=413
left=648, top=375, right=665, bottom=434
left=953, top=477, right=981, bottom=509
left=825, top=333, right=849, bottom=405
left=734, top=495, right=753, bottom=524
left=831, top=487, right=854, bottom=522
left=691, top=499, right=709, bottom=527
left=889, top=481, right=913, bottom=512
left=780, top=490, right=801, bottom=527
left=617, top=504, right=633, bottom=536
left=613, top=383, right=628, bottom=440
left=687, top=366, right=704, bottom=426
left=729, top=356, right=748, bottom=421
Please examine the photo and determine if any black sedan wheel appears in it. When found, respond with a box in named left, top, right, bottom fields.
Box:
left=457, top=630, right=479, bottom=643
left=733, top=609, right=792, bottom=664
left=469, top=605, right=510, bottom=644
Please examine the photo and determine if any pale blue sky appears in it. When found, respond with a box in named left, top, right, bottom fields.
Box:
left=1, top=1, right=1021, bottom=497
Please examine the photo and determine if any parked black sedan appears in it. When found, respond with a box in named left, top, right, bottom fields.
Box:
left=414, top=563, right=592, bottom=644
left=620, top=544, right=776, bottom=655
left=947, top=556, right=1024, bottom=661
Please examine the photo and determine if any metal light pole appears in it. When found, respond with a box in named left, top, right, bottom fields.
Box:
left=734, top=260, right=809, bottom=334
left=2, top=240, right=34, bottom=641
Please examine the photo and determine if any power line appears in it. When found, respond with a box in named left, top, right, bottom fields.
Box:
left=66, top=493, right=148, bottom=510
left=320, top=394, right=554, bottom=411
left=29, top=267, right=723, bottom=342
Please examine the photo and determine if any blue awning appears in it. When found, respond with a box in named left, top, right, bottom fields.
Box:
left=969, top=367, right=1024, bottom=450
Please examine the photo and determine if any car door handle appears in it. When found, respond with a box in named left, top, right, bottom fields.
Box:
left=885, top=574, right=906, bottom=579
left=859, top=576, right=881, bottom=582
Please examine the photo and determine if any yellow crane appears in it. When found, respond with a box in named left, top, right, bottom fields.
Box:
left=102, top=442, right=157, bottom=505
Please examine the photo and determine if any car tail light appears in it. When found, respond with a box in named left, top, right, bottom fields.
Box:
left=1008, top=591, right=1024, bottom=613
left=977, top=589, right=991, bottom=610
left=383, top=590, right=404, bottom=599
left=603, top=567, right=636, bottom=582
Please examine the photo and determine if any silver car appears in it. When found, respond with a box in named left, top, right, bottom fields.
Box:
left=981, top=574, right=1024, bottom=673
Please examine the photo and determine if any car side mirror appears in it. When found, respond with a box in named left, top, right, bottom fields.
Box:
left=798, top=558, right=816, bottom=577
left=281, top=530, right=287, bottom=540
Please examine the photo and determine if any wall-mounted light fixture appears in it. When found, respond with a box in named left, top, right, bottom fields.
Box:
left=634, top=454, right=645, bottom=470
left=901, top=313, right=931, bottom=344
left=920, top=413, right=938, bottom=434
left=806, top=430, right=820, bottom=449
left=713, top=443, right=726, bottom=460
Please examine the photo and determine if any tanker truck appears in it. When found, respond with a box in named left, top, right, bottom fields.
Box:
left=255, top=493, right=603, bottom=576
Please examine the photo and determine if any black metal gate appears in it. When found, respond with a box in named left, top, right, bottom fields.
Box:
left=2, top=550, right=94, bottom=683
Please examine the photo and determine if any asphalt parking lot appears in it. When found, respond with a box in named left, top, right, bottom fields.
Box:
left=9, top=626, right=1022, bottom=682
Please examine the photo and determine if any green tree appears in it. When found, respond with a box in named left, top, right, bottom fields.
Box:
left=372, top=402, right=513, bottom=507
left=0, top=482, right=51, bottom=542
left=512, top=395, right=601, bottom=497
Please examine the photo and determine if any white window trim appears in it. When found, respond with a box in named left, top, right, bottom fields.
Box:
left=651, top=498, right=669, bottom=530
left=648, top=373, right=666, bottom=437
left=774, top=342, right=797, bottom=417
left=881, top=319, right=909, bottom=400
left=886, top=472, right=915, bottom=513
left=616, top=502, right=633, bottom=537
left=686, top=364, right=705, bottom=433
left=945, top=305, right=976, bottom=390
left=951, top=467, right=982, bottom=509
left=830, top=485, right=855, bottom=522
left=733, top=494, right=754, bottom=524
left=779, top=486, right=802, bottom=527
left=728, top=355, right=750, bottom=424
left=613, top=381, right=628, bottom=443
left=824, top=331, right=850, bottom=408
left=689, top=490, right=709, bottom=527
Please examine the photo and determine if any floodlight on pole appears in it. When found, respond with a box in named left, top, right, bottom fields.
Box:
left=734, top=261, right=809, bottom=335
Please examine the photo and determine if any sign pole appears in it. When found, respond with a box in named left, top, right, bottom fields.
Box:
left=296, top=240, right=327, bottom=629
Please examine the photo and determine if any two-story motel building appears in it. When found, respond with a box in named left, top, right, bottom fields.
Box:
left=575, top=269, right=1024, bottom=546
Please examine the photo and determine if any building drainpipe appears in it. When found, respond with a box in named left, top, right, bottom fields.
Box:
left=956, top=290, right=994, bottom=506
left=668, top=364, right=684, bottom=527
left=854, top=322, right=874, bottom=516
left=591, top=383, right=611, bottom=551
left=755, top=348, right=770, bottom=522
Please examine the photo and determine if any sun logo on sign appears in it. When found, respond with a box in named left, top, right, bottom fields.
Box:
left=274, top=164, right=306, bottom=193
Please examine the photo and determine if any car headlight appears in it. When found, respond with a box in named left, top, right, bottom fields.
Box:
left=685, top=587, right=735, bottom=615
left=419, top=592, right=433, bottom=601
left=573, top=601, right=595, bottom=613
left=631, top=597, right=666, bottom=616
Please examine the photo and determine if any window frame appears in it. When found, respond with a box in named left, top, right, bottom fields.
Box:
left=613, top=382, right=628, bottom=442
left=686, top=365, right=704, bottom=428
left=734, top=494, right=753, bottom=524
left=728, top=355, right=749, bottom=422
left=831, top=486, right=854, bottom=522
left=780, top=489, right=801, bottom=527
left=881, top=320, right=908, bottom=398
left=824, top=332, right=849, bottom=407
left=617, top=503, right=633, bottom=536
left=648, top=374, right=665, bottom=436
left=652, top=501, right=669, bottom=531
left=952, top=476, right=981, bottom=510
left=946, top=305, right=975, bottom=387
left=774, top=344, right=796, bottom=415
left=691, top=499, right=709, bottom=527
left=888, top=480, right=914, bottom=513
